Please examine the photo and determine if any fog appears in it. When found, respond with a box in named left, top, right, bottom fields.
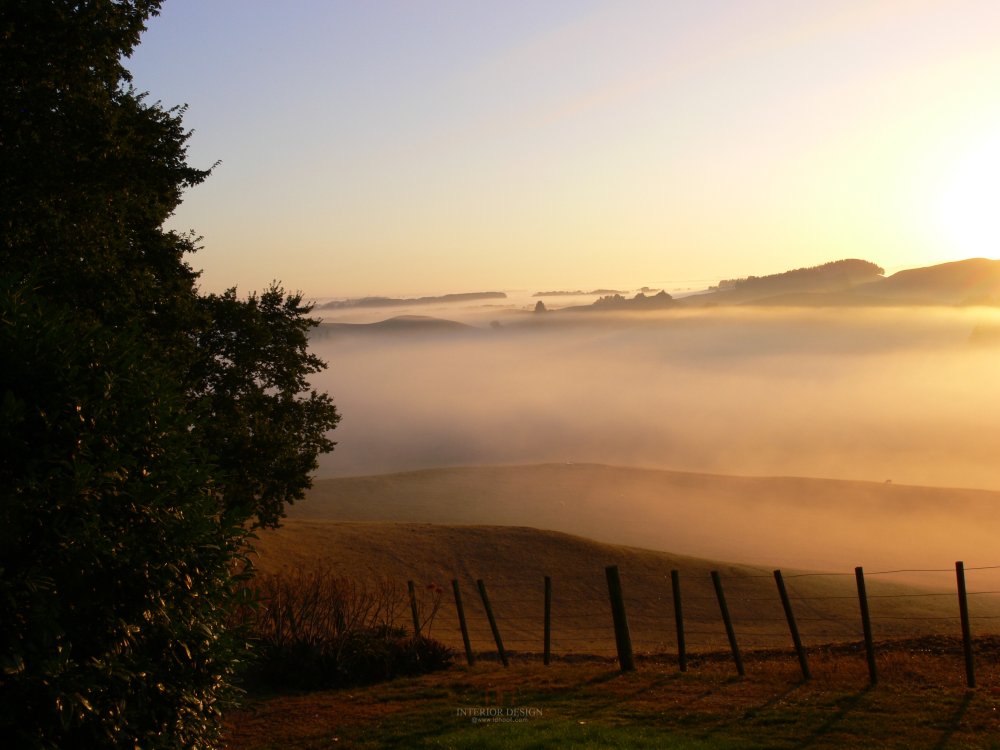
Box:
left=310, top=305, right=1000, bottom=493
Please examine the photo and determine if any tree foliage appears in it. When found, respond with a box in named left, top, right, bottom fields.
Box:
left=0, top=2, right=339, bottom=747
left=712, top=259, right=885, bottom=292
left=0, top=289, right=251, bottom=748
left=193, top=287, right=339, bottom=527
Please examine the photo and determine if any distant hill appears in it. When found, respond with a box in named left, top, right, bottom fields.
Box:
left=683, top=259, right=884, bottom=306
left=320, top=291, right=506, bottom=309
left=716, top=259, right=884, bottom=292
left=684, top=258, right=1000, bottom=308
left=856, top=258, right=1000, bottom=305
left=291, top=464, right=1000, bottom=576
left=314, top=315, right=476, bottom=336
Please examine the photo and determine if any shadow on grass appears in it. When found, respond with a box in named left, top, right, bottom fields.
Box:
left=792, top=686, right=872, bottom=750
left=931, top=690, right=974, bottom=750
left=742, top=683, right=808, bottom=720
left=584, top=669, right=630, bottom=687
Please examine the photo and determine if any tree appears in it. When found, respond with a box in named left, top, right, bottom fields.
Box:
left=193, top=286, right=340, bottom=527
left=0, top=288, right=252, bottom=749
left=0, top=2, right=339, bottom=747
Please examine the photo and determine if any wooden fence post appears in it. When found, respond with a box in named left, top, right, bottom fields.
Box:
left=855, top=566, right=877, bottom=686
left=711, top=571, right=744, bottom=677
left=956, top=561, right=976, bottom=688
left=605, top=565, right=635, bottom=672
left=774, top=569, right=810, bottom=681
left=544, top=575, right=552, bottom=666
left=407, top=580, right=421, bottom=637
left=451, top=579, right=474, bottom=666
left=670, top=570, right=686, bottom=672
left=477, top=579, right=508, bottom=667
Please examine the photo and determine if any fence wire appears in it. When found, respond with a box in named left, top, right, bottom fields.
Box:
left=403, top=561, right=1000, bottom=666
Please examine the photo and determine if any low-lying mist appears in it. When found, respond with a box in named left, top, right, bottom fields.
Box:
left=311, top=305, right=1000, bottom=493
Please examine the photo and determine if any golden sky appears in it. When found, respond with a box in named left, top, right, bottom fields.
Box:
left=130, top=1, right=1000, bottom=298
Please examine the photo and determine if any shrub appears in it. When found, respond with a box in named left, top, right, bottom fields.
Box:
left=237, top=567, right=454, bottom=690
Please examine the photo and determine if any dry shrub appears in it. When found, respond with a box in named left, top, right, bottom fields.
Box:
left=234, top=565, right=453, bottom=690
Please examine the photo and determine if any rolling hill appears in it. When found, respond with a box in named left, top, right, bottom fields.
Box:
left=287, top=463, right=1000, bottom=576
left=857, top=257, right=1000, bottom=305
left=252, top=519, right=1000, bottom=656
left=313, top=314, right=477, bottom=337
left=687, top=258, right=1000, bottom=307
left=252, top=463, right=1000, bottom=656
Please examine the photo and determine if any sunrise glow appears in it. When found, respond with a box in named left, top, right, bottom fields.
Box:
left=127, top=1, right=1000, bottom=297
left=934, top=133, right=1000, bottom=262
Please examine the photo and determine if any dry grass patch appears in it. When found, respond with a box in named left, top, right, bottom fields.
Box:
left=251, top=522, right=1000, bottom=658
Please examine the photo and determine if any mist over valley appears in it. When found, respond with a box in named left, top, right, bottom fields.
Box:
left=313, top=298, right=1000, bottom=492
left=303, top=259, right=1000, bottom=572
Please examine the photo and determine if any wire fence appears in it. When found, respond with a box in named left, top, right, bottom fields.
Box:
left=401, top=561, right=1000, bottom=686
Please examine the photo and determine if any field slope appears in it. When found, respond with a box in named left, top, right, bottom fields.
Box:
left=253, top=520, right=1000, bottom=656
left=231, top=465, right=1000, bottom=748
left=291, top=463, right=1000, bottom=575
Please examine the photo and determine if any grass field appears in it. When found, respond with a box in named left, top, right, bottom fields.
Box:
left=252, top=520, right=1000, bottom=657
left=224, top=637, right=1000, bottom=749
left=228, top=464, right=1000, bottom=747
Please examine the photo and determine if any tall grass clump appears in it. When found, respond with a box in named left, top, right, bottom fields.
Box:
left=235, top=565, right=453, bottom=690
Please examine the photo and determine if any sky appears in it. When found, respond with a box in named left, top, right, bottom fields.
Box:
left=128, top=0, right=1000, bottom=299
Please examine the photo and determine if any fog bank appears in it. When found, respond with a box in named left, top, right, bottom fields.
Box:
left=310, top=306, right=1000, bottom=492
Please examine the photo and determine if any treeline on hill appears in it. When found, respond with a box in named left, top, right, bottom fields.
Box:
left=591, top=290, right=675, bottom=310
left=0, top=3, right=349, bottom=749
left=712, top=259, right=885, bottom=292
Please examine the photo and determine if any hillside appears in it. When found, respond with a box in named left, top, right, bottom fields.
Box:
left=857, top=257, right=1000, bottom=305
left=686, top=257, right=1000, bottom=307
left=320, top=292, right=507, bottom=309
left=290, top=464, right=1000, bottom=576
left=252, top=520, right=995, bottom=656
left=683, top=259, right=884, bottom=306
left=314, top=314, right=476, bottom=337
left=239, top=464, right=1000, bottom=745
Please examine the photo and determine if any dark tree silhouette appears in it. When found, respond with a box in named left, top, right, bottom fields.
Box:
left=0, top=2, right=339, bottom=747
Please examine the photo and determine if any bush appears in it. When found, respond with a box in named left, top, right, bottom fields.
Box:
left=0, top=284, right=253, bottom=748
left=237, top=568, right=454, bottom=690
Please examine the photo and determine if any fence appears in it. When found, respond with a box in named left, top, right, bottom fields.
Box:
left=401, top=561, right=1000, bottom=687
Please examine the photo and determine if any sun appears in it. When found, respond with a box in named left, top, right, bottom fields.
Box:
left=933, top=134, right=1000, bottom=261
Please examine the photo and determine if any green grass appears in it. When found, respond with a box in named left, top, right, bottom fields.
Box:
left=225, top=646, right=1000, bottom=750
left=365, top=720, right=746, bottom=749
left=344, top=683, right=1000, bottom=750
